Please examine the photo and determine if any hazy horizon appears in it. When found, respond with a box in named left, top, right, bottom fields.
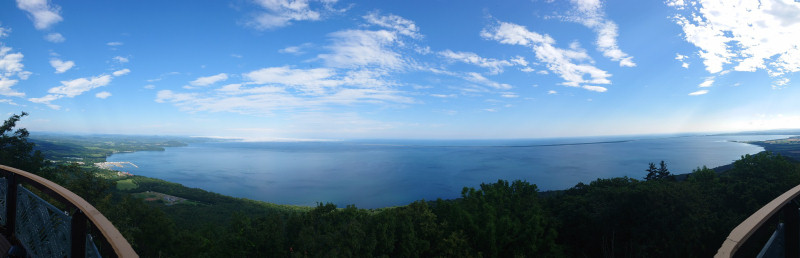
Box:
left=3, top=0, right=800, bottom=139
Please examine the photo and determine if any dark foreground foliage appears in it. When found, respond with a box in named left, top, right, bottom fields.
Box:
left=4, top=113, right=800, bottom=257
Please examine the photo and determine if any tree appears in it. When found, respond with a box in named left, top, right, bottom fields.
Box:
left=645, top=161, right=671, bottom=181
left=0, top=112, right=47, bottom=173
left=645, top=162, right=658, bottom=181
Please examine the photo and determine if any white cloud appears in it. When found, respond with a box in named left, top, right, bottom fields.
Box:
left=699, top=78, right=714, bottom=87
left=49, top=58, right=74, bottom=73
left=0, top=27, right=9, bottom=38
left=547, top=90, right=558, bottom=94
left=464, top=72, right=512, bottom=90
left=501, top=92, right=519, bottom=98
left=28, top=94, right=60, bottom=109
left=565, top=0, right=636, bottom=67
left=112, top=68, right=130, bottom=76
left=520, top=67, right=535, bottom=73
left=0, top=45, right=30, bottom=97
left=16, top=0, right=63, bottom=30
left=773, top=78, right=790, bottom=89
left=231, top=54, right=243, bottom=58
left=430, top=94, right=457, bottom=98
left=44, top=32, right=64, bottom=43
left=157, top=66, right=412, bottom=115
left=0, top=78, right=25, bottom=97
left=363, top=12, right=421, bottom=39
left=318, top=29, right=403, bottom=69
left=439, top=50, right=514, bottom=74
left=688, top=89, right=709, bottom=96
left=190, top=73, right=228, bottom=87
left=107, top=41, right=123, bottom=46
left=95, top=91, right=111, bottom=99
left=279, top=43, right=312, bottom=54
left=666, top=0, right=686, bottom=9
left=676, top=53, right=690, bottom=68
left=510, top=56, right=528, bottom=66
left=246, top=0, right=340, bottom=30
left=30, top=74, right=115, bottom=108
left=482, top=21, right=612, bottom=90
left=244, top=66, right=341, bottom=94
left=672, top=0, right=800, bottom=78
left=0, top=99, right=18, bottom=105
left=112, top=56, right=129, bottom=63
left=144, top=84, right=156, bottom=89
left=582, top=85, right=607, bottom=92
left=48, top=75, right=112, bottom=97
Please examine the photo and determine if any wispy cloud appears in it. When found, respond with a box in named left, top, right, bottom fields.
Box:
left=95, top=91, right=111, bottom=99
left=156, top=66, right=412, bottom=115
left=699, top=78, right=714, bottom=88
left=438, top=50, right=514, bottom=75
left=363, top=11, right=422, bottom=39
left=279, top=43, right=313, bottom=55
left=44, top=32, right=64, bottom=43
left=112, top=68, right=130, bottom=76
left=49, top=58, right=74, bottom=73
left=463, top=72, right=512, bottom=90
left=244, top=66, right=341, bottom=95
left=189, top=73, right=228, bottom=87
left=16, top=0, right=63, bottom=30
left=688, top=89, right=709, bottom=96
left=675, top=53, right=689, bottom=68
left=566, top=0, right=636, bottom=67
left=112, top=56, right=129, bottom=63
left=318, top=29, right=403, bottom=69
left=246, top=0, right=342, bottom=30
left=30, top=74, right=115, bottom=109
left=482, top=21, right=612, bottom=91
left=107, top=41, right=123, bottom=46
left=582, top=85, right=607, bottom=92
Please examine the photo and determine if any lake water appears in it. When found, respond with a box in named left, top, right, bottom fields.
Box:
left=107, top=135, right=795, bottom=208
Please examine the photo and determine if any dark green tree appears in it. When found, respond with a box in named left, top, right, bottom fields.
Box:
left=0, top=112, right=47, bottom=173
left=645, top=161, right=672, bottom=181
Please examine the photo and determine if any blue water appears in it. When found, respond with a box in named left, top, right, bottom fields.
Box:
left=107, top=135, right=794, bottom=208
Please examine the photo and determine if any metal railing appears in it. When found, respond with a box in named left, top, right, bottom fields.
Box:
left=716, top=184, right=800, bottom=257
left=0, top=165, right=137, bottom=258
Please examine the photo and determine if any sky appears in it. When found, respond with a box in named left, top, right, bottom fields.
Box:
left=1, top=0, right=800, bottom=140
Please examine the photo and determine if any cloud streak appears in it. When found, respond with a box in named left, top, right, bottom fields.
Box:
left=246, top=0, right=342, bottom=30
left=481, top=21, right=612, bottom=91
left=567, top=0, right=636, bottom=67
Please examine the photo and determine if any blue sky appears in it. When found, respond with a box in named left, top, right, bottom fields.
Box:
left=1, top=0, right=799, bottom=140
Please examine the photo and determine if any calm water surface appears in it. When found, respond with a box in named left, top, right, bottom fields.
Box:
left=107, top=135, right=794, bottom=208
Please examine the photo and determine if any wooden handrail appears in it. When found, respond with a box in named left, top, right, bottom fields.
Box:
left=716, top=184, right=800, bottom=257
left=0, top=165, right=138, bottom=258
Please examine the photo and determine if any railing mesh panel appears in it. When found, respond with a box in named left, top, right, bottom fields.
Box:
left=16, top=186, right=71, bottom=258
left=86, top=234, right=102, bottom=258
left=0, top=177, right=6, bottom=226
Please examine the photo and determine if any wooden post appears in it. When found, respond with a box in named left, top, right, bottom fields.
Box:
left=5, top=174, right=17, bottom=237
left=71, top=210, right=87, bottom=258
left=784, top=201, right=799, bottom=258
